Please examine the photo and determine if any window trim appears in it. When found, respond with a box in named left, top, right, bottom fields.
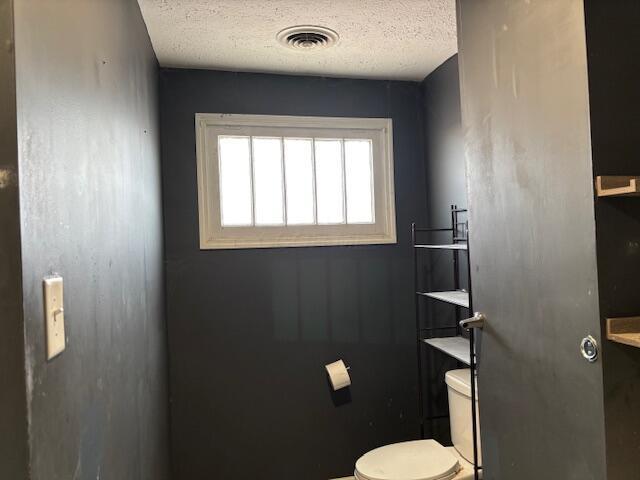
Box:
left=195, top=113, right=396, bottom=249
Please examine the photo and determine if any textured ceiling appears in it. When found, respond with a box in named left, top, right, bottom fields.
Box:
left=137, top=0, right=458, bottom=81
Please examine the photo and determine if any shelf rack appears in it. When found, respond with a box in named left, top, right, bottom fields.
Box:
left=606, top=317, right=640, bottom=348
left=595, top=176, right=640, bottom=197
left=412, top=205, right=481, bottom=480
left=595, top=176, right=640, bottom=351
left=423, top=336, right=470, bottom=365
left=416, top=290, right=470, bottom=308
left=415, top=243, right=469, bottom=251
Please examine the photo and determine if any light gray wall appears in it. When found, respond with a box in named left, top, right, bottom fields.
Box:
left=12, top=1, right=170, bottom=478
left=0, top=0, right=29, bottom=478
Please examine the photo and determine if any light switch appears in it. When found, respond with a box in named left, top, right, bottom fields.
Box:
left=44, top=276, right=65, bottom=360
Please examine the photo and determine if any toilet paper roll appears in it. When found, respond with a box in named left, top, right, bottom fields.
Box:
left=325, top=359, right=351, bottom=391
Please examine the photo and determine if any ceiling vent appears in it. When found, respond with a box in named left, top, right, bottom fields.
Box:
left=277, top=26, right=339, bottom=51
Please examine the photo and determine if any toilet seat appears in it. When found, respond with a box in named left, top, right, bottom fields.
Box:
left=354, top=440, right=461, bottom=480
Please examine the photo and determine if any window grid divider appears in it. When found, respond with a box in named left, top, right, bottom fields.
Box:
left=311, top=138, right=319, bottom=226
left=248, top=136, right=257, bottom=226
left=368, top=142, right=376, bottom=224
left=279, top=137, right=288, bottom=226
left=340, top=139, right=348, bottom=225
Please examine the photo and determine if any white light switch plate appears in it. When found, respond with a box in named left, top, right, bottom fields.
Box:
left=44, top=276, right=65, bottom=360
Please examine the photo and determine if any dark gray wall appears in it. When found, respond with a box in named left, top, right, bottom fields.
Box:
left=457, top=0, right=607, bottom=478
left=419, top=55, right=468, bottom=442
left=422, top=55, right=466, bottom=226
left=0, top=0, right=29, bottom=478
left=12, top=1, right=170, bottom=479
left=160, top=68, right=427, bottom=479
left=584, top=2, right=640, bottom=478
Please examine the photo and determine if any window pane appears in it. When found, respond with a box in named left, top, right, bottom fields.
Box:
left=252, top=137, right=285, bottom=225
left=314, top=140, right=345, bottom=224
left=219, top=136, right=252, bottom=226
left=284, top=139, right=315, bottom=225
left=345, top=140, right=374, bottom=223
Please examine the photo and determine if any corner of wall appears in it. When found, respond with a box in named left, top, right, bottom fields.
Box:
left=0, top=0, right=30, bottom=477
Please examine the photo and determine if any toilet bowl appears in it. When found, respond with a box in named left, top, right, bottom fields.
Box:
left=354, top=439, right=475, bottom=480
left=354, top=369, right=480, bottom=480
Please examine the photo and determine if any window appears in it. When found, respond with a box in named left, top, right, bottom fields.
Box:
left=196, top=113, right=396, bottom=249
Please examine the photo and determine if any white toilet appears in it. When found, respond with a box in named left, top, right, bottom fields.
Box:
left=354, top=369, right=481, bottom=480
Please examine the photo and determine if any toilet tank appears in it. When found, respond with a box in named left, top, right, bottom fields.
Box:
left=445, top=369, right=482, bottom=465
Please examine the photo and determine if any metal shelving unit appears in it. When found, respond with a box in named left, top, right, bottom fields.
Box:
left=415, top=243, right=469, bottom=251
left=412, top=205, right=481, bottom=480
left=422, top=336, right=470, bottom=365
left=416, top=290, right=470, bottom=308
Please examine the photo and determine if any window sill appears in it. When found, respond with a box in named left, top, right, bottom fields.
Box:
left=199, top=232, right=397, bottom=250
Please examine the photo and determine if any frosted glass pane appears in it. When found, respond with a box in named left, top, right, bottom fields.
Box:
left=345, top=140, right=374, bottom=223
left=218, top=136, right=252, bottom=226
left=314, top=140, right=345, bottom=224
left=284, top=139, right=315, bottom=225
left=252, top=137, right=284, bottom=225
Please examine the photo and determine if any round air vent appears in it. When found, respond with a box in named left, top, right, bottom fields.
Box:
left=277, top=25, right=339, bottom=51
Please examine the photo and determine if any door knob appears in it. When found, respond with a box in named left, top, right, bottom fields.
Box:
left=460, top=312, right=486, bottom=330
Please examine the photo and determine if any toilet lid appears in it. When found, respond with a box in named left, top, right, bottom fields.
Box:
left=355, top=440, right=460, bottom=480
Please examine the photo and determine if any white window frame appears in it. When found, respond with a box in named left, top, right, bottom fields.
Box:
left=195, top=113, right=396, bottom=249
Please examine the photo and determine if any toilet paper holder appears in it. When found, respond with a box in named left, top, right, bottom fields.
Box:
left=325, top=359, right=351, bottom=391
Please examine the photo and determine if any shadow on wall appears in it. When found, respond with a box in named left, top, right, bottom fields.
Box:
left=271, top=254, right=411, bottom=344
